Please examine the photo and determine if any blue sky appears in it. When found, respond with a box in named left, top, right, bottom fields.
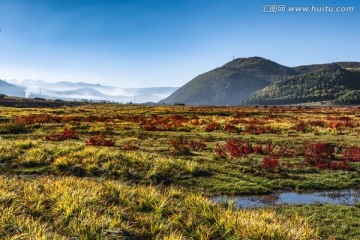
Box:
left=0, top=0, right=359, bottom=87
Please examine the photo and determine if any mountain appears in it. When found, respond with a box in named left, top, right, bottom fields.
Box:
left=3, top=80, right=178, bottom=103
left=160, top=57, right=297, bottom=105
left=0, top=80, right=25, bottom=97
left=243, top=64, right=360, bottom=105
left=161, top=57, right=360, bottom=106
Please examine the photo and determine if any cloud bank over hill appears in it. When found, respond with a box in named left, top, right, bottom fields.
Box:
left=1, top=79, right=178, bottom=103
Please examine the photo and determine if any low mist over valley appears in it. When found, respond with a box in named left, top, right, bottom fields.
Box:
left=0, top=79, right=178, bottom=103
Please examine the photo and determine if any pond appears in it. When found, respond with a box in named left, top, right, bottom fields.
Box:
left=212, top=189, right=360, bottom=209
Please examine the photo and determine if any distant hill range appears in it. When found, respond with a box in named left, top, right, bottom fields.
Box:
left=161, top=57, right=360, bottom=105
left=0, top=79, right=178, bottom=104
left=0, top=80, right=26, bottom=96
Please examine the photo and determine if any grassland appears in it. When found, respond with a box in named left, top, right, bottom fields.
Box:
left=0, top=104, right=359, bottom=239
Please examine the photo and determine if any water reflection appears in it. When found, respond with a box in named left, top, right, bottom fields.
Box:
left=213, top=189, right=360, bottom=209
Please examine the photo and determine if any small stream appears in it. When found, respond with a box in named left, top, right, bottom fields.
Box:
left=212, top=189, right=360, bottom=209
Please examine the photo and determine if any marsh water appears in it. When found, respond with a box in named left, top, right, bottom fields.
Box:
left=213, top=189, right=360, bottom=209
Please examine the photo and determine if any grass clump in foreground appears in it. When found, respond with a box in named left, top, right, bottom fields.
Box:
left=277, top=204, right=360, bottom=240
left=0, top=176, right=318, bottom=239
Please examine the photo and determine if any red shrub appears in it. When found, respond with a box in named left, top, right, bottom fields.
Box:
left=205, top=122, right=221, bottom=132
left=304, top=142, right=334, bottom=167
left=245, top=125, right=274, bottom=135
left=169, top=136, right=191, bottom=155
left=16, top=114, right=60, bottom=125
left=141, top=124, right=157, bottom=131
left=339, top=116, right=351, bottom=121
left=188, top=140, right=206, bottom=151
left=225, top=140, right=243, bottom=158
left=329, top=161, right=355, bottom=171
left=86, top=133, right=115, bottom=146
left=262, top=156, right=279, bottom=171
left=139, top=114, right=190, bottom=131
left=316, top=162, right=327, bottom=170
left=225, top=139, right=253, bottom=158
left=342, top=147, right=360, bottom=162
left=308, top=120, right=326, bottom=128
left=62, top=129, right=78, bottom=138
left=293, top=121, right=309, bottom=133
left=45, top=129, right=79, bottom=141
left=251, top=143, right=296, bottom=158
left=224, top=124, right=238, bottom=133
left=248, top=118, right=264, bottom=125
left=327, top=117, right=354, bottom=129
left=253, top=145, right=264, bottom=155
left=328, top=121, right=342, bottom=130
left=303, top=143, right=355, bottom=171
left=263, top=142, right=275, bottom=156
